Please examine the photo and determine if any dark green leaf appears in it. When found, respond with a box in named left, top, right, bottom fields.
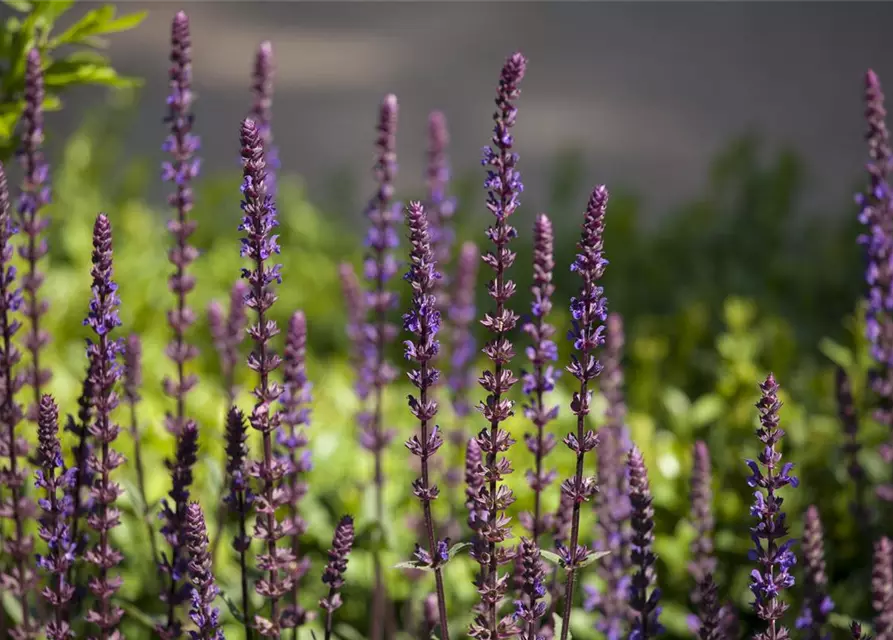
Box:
left=447, top=541, right=472, bottom=559
left=552, top=612, right=573, bottom=640
left=49, top=5, right=114, bottom=46
left=95, top=10, right=147, bottom=35
left=32, top=0, right=73, bottom=21
left=539, top=549, right=563, bottom=566
left=394, top=560, right=433, bottom=572
left=115, top=599, right=157, bottom=630
left=1, top=590, right=22, bottom=624
left=220, top=592, right=246, bottom=623
left=575, top=550, right=611, bottom=569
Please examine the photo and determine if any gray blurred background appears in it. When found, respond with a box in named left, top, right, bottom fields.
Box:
left=58, top=0, right=893, bottom=222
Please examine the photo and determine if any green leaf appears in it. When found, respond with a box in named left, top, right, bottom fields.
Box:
left=95, top=10, right=147, bottom=35
left=1, top=589, right=23, bottom=624
left=32, top=0, right=74, bottom=21
left=575, top=550, right=611, bottom=569
left=689, top=394, right=725, bottom=428
left=49, top=5, right=114, bottom=46
left=334, top=623, right=367, bottom=640
left=394, top=559, right=433, bottom=572
left=819, top=337, right=854, bottom=370
left=115, top=599, right=157, bottom=630
left=2, top=0, right=32, bottom=12
left=539, top=549, right=563, bottom=566
left=447, top=541, right=471, bottom=559
left=552, top=612, right=572, bottom=640
left=220, top=592, right=246, bottom=623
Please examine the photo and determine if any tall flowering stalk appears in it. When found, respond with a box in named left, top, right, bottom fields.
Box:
left=250, top=41, right=278, bottom=197
left=83, top=213, right=125, bottom=639
left=224, top=407, right=253, bottom=640
left=836, top=367, right=868, bottom=516
left=558, top=186, right=610, bottom=640
left=748, top=373, right=798, bottom=640
left=448, top=242, right=479, bottom=420
left=16, top=48, right=51, bottom=417
left=35, top=394, right=76, bottom=640
left=520, top=214, right=559, bottom=545
left=239, top=117, right=292, bottom=636
left=796, top=505, right=834, bottom=640
left=279, top=310, right=313, bottom=629
left=208, top=280, right=249, bottom=407
left=468, top=51, right=527, bottom=640
left=161, top=13, right=201, bottom=633
left=320, top=515, right=356, bottom=640
left=339, top=263, right=366, bottom=374
left=358, top=93, right=400, bottom=637
left=695, top=575, right=720, bottom=640
left=402, top=200, right=451, bottom=640
left=124, top=334, right=158, bottom=565
left=184, top=502, right=224, bottom=640
left=857, top=70, right=893, bottom=497
left=0, top=162, right=36, bottom=639
left=690, top=441, right=716, bottom=619
left=628, top=445, right=662, bottom=640
left=873, top=537, right=893, bottom=640
left=426, top=110, right=456, bottom=315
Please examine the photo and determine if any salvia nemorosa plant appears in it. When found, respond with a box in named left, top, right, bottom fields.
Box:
left=224, top=406, right=253, bottom=640
left=796, top=505, right=834, bottom=640
left=0, top=161, right=37, bottom=640
left=690, top=441, right=716, bottom=617
left=558, top=185, right=609, bottom=640
left=250, top=41, right=278, bottom=197
left=209, top=280, right=249, bottom=408
left=748, top=373, right=798, bottom=640
left=402, top=200, right=451, bottom=639
left=520, top=213, right=559, bottom=546
left=239, top=116, right=294, bottom=636
left=468, top=50, right=527, bottom=640
left=857, top=69, right=893, bottom=501
left=35, top=394, right=76, bottom=640
left=356, top=93, right=400, bottom=637
left=836, top=366, right=869, bottom=523
left=160, top=12, right=202, bottom=634
left=873, top=537, right=893, bottom=640
left=515, top=537, right=547, bottom=640
left=84, top=212, right=126, bottom=639
left=320, top=515, right=356, bottom=640
left=628, top=445, right=662, bottom=640
left=279, top=310, right=313, bottom=628
left=695, top=574, right=721, bottom=640
left=426, top=110, right=456, bottom=318
left=585, top=311, right=632, bottom=640
left=184, top=502, right=224, bottom=640
left=448, top=241, right=479, bottom=421
left=16, top=47, right=52, bottom=419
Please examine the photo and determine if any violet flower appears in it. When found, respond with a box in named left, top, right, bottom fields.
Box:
left=320, top=515, right=356, bottom=640
left=402, top=200, right=451, bottom=639
left=695, top=575, right=720, bottom=640
left=239, top=117, right=292, bottom=637
left=278, top=310, right=313, bottom=629
left=836, top=367, right=868, bottom=518
left=83, top=212, right=126, bottom=637
left=873, top=537, right=893, bottom=640
left=690, top=441, right=716, bottom=604
left=184, top=502, right=224, bottom=640
left=250, top=41, right=278, bottom=197
left=448, top=242, right=479, bottom=420
left=357, top=93, right=400, bottom=638
left=628, top=445, right=662, bottom=640
left=338, top=262, right=367, bottom=375
left=0, top=162, right=36, bottom=639
left=856, top=70, right=893, bottom=497
left=520, top=214, right=559, bottom=544
left=469, top=51, right=527, bottom=640
left=35, top=394, right=76, bottom=639
left=796, top=505, right=834, bottom=640
left=514, top=537, right=547, bottom=640
left=426, top=110, right=457, bottom=316
left=851, top=621, right=872, bottom=640
left=15, top=47, right=51, bottom=418
left=208, top=280, right=249, bottom=407
left=557, top=185, right=610, bottom=640
left=124, top=334, right=158, bottom=566
left=747, top=373, right=798, bottom=640
left=464, top=437, right=485, bottom=534
left=224, top=406, right=253, bottom=640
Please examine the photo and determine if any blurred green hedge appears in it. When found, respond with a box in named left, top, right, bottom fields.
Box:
left=2, top=93, right=880, bottom=640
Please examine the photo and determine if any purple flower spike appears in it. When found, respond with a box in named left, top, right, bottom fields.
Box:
left=339, top=262, right=367, bottom=376
left=239, top=117, right=292, bottom=638
left=748, top=373, right=798, bottom=640
left=628, top=446, right=663, bottom=640
left=279, top=310, right=313, bottom=630
left=469, top=51, right=527, bottom=640
left=558, top=186, right=610, bottom=640
left=184, top=502, right=224, bottom=640
left=251, top=41, right=278, bottom=197
left=873, top=537, right=893, bottom=640
left=515, top=538, right=547, bottom=640
left=224, top=406, right=253, bottom=639
left=35, top=394, right=75, bottom=640
left=426, top=110, right=457, bottom=315
left=851, top=621, right=871, bottom=640
left=320, top=515, right=356, bottom=640
left=448, top=242, right=479, bottom=420
left=402, top=201, right=451, bottom=640
left=83, top=213, right=126, bottom=638
left=796, top=505, right=834, bottom=640
left=16, top=47, right=52, bottom=419
left=695, top=575, right=720, bottom=640
left=690, top=441, right=716, bottom=597
left=520, top=214, right=559, bottom=548
left=836, top=368, right=869, bottom=518
left=0, top=162, right=36, bottom=639
left=209, top=280, right=249, bottom=407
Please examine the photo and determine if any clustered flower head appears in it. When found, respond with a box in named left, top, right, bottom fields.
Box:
left=748, top=373, right=798, bottom=640
left=184, top=502, right=224, bottom=640
left=514, top=537, right=547, bottom=640
left=448, top=241, right=480, bottom=421
left=16, top=47, right=52, bottom=417
left=628, top=445, right=662, bottom=640
left=208, top=280, right=249, bottom=405
left=796, top=505, right=834, bottom=640
left=469, top=51, right=527, bottom=640
left=251, top=40, right=278, bottom=197
left=873, top=536, right=893, bottom=640
left=425, top=110, right=457, bottom=314
left=519, top=213, right=559, bottom=543
left=320, top=515, right=356, bottom=640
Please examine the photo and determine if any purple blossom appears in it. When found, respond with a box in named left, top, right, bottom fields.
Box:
left=15, top=47, right=52, bottom=418
left=339, top=262, right=367, bottom=378
left=628, top=446, right=663, bottom=640
left=184, top=502, right=224, bottom=640
left=694, top=575, right=720, bottom=640
left=469, top=51, right=526, bottom=640
left=35, top=394, right=76, bottom=640
left=402, top=200, right=451, bottom=639
left=514, top=537, right=547, bottom=640
left=426, top=110, right=457, bottom=315
left=0, top=161, right=36, bottom=639
left=690, top=441, right=716, bottom=595
left=320, top=515, right=356, bottom=640
left=448, top=242, right=479, bottom=420
left=250, top=41, right=278, bottom=197
left=874, top=537, right=893, bottom=640
left=83, top=213, right=126, bottom=637
left=224, top=406, right=253, bottom=639
left=795, top=505, right=834, bottom=640
left=209, top=280, right=249, bottom=407
left=278, top=310, right=313, bottom=629
left=748, top=373, right=798, bottom=640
